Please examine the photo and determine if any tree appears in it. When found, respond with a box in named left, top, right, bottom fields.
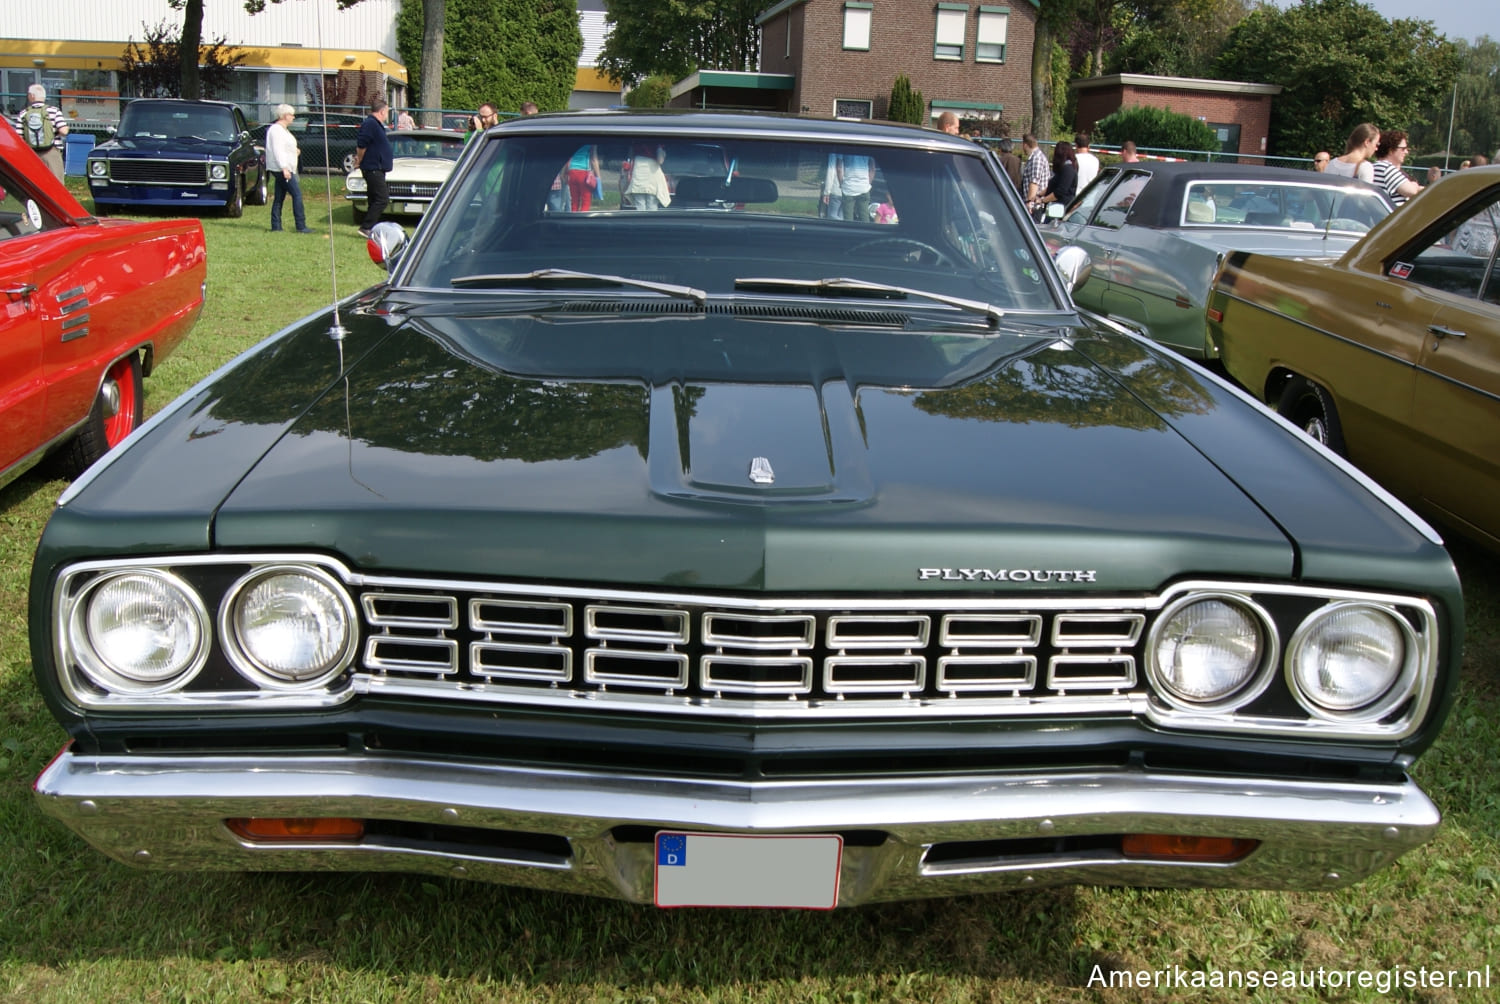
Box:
left=1031, top=0, right=1082, bottom=138
left=396, top=0, right=581, bottom=114
left=119, top=18, right=247, bottom=100
left=1214, top=0, right=1459, bottom=157
left=1411, top=36, right=1500, bottom=161
left=887, top=75, right=925, bottom=125
left=598, top=0, right=763, bottom=87
left=1111, top=0, right=1253, bottom=78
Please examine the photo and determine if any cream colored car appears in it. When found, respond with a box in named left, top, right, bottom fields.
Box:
left=346, top=128, right=465, bottom=217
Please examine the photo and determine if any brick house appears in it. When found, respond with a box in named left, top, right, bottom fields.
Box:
left=732, top=0, right=1038, bottom=128
left=1071, top=74, right=1282, bottom=158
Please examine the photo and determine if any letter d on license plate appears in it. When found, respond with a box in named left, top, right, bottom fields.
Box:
left=654, top=832, right=842, bottom=909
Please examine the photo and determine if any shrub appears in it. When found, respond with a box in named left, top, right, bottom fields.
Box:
left=625, top=75, right=674, bottom=109
left=1092, top=105, right=1220, bottom=156
left=887, top=74, right=926, bottom=125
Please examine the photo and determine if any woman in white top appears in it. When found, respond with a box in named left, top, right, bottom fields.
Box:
left=1324, top=123, right=1379, bottom=183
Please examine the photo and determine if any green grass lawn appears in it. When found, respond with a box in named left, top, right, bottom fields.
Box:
left=2, top=183, right=1498, bottom=1003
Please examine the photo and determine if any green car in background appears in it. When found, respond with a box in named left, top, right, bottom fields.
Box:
left=1042, top=162, right=1392, bottom=359
left=30, top=113, right=1462, bottom=909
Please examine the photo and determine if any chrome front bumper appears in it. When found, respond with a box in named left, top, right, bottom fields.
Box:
left=34, top=749, right=1440, bottom=906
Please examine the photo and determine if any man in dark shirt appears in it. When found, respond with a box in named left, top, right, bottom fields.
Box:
left=352, top=98, right=393, bottom=236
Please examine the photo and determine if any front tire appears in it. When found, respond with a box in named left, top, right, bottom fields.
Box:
left=224, top=176, right=244, bottom=218
left=247, top=168, right=267, bottom=205
left=1276, top=376, right=1345, bottom=455
left=60, top=352, right=143, bottom=475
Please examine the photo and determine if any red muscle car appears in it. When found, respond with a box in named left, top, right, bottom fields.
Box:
left=1, top=119, right=206, bottom=489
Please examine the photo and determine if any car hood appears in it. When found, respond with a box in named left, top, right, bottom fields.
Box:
left=54, top=294, right=1442, bottom=594
left=179, top=301, right=1312, bottom=592
left=386, top=158, right=458, bottom=182
left=95, top=137, right=239, bottom=158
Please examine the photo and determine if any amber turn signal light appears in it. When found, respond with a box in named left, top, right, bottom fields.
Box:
left=1121, top=833, right=1258, bottom=862
left=226, top=817, right=365, bottom=841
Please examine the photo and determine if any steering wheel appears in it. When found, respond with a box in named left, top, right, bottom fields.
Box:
left=847, top=237, right=956, bottom=268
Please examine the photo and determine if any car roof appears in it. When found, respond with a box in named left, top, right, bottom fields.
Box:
left=493, top=110, right=977, bottom=151
left=394, top=128, right=465, bottom=140
left=123, top=97, right=239, bottom=110
left=1088, top=161, right=1394, bottom=229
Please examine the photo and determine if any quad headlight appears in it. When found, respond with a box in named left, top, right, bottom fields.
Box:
left=68, top=570, right=210, bottom=694
left=1147, top=594, right=1275, bottom=712
left=221, top=566, right=356, bottom=688
left=1287, top=603, right=1416, bottom=721
left=209, top=163, right=228, bottom=181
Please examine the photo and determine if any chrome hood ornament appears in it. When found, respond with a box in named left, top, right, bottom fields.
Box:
left=749, top=457, right=775, bottom=485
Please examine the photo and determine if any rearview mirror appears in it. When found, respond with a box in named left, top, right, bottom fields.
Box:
left=1053, top=245, right=1092, bottom=293
left=366, top=221, right=409, bottom=271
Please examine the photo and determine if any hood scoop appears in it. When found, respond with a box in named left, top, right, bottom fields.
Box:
left=553, top=300, right=910, bottom=326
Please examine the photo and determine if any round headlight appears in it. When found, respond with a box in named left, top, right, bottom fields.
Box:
left=210, top=163, right=228, bottom=181
left=223, top=567, right=354, bottom=688
left=72, top=571, right=209, bottom=694
left=1287, top=603, right=1412, bottom=718
left=88, top=160, right=107, bottom=178
left=346, top=176, right=366, bottom=193
left=1148, top=595, right=1273, bottom=711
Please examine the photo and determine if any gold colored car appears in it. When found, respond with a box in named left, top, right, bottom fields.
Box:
left=1208, top=166, right=1500, bottom=551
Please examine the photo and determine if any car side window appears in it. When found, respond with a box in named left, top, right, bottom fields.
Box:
left=1065, top=168, right=1117, bottom=224
left=0, top=168, right=63, bottom=240
left=1091, top=172, right=1150, bottom=231
left=1394, top=189, right=1500, bottom=302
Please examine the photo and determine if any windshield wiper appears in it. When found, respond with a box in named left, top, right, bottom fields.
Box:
left=452, top=268, right=706, bottom=305
left=734, top=276, right=1004, bottom=326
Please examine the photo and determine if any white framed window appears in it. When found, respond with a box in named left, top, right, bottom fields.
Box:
left=935, top=4, right=967, bottom=61
left=843, top=2, right=873, bottom=51
left=834, top=98, right=874, bottom=119
left=976, top=7, right=1008, bottom=63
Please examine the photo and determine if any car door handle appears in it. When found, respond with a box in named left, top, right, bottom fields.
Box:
left=1428, top=325, right=1467, bottom=339
left=3, top=283, right=36, bottom=301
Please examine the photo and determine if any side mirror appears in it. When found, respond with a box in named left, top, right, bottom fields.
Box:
left=366, top=221, right=409, bottom=271
left=1046, top=202, right=1065, bottom=220
left=1053, top=245, right=1093, bottom=293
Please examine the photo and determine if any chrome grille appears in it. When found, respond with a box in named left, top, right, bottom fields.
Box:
left=105, top=160, right=211, bottom=185
left=388, top=182, right=439, bottom=199
left=352, top=589, right=1150, bottom=714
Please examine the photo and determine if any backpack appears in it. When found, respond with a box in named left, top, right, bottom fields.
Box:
left=23, top=104, right=55, bottom=150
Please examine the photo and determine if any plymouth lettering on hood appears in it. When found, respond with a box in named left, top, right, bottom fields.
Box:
left=918, top=568, right=1099, bottom=583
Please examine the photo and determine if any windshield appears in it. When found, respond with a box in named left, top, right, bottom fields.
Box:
left=392, top=134, right=465, bottom=160
left=118, top=103, right=236, bottom=141
left=404, top=132, right=1063, bottom=313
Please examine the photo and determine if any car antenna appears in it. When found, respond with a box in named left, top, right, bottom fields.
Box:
left=313, top=0, right=348, bottom=346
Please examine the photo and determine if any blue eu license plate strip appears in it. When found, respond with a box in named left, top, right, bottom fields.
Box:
left=654, top=832, right=843, bottom=909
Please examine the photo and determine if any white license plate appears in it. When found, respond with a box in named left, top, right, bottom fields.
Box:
left=403, top=202, right=426, bottom=214
left=654, top=831, right=842, bottom=909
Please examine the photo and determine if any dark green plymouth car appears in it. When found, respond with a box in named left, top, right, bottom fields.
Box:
left=31, top=113, right=1462, bottom=909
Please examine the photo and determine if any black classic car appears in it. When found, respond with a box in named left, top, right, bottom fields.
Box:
left=31, top=113, right=1461, bottom=909
left=249, top=111, right=366, bottom=174
left=86, top=98, right=266, bottom=217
